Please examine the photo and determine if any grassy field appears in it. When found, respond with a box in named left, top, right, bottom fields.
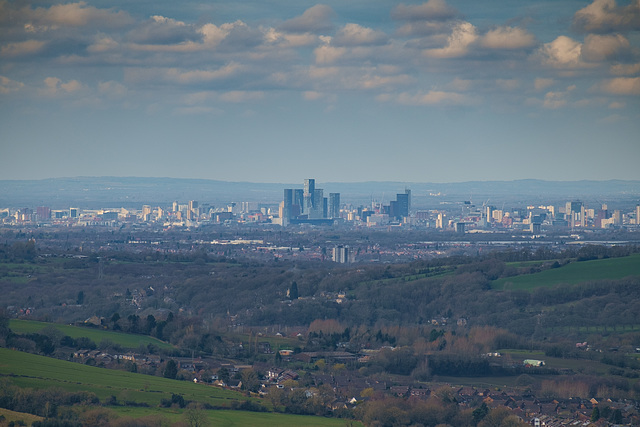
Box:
left=0, top=348, right=360, bottom=426
left=0, top=347, right=242, bottom=407
left=111, top=406, right=361, bottom=426
left=492, top=253, right=640, bottom=291
left=9, top=319, right=175, bottom=350
left=0, top=408, right=43, bottom=426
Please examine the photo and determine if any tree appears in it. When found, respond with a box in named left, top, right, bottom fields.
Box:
left=241, top=369, right=261, bottom=393
left=591, top=406, right=600, bottom=422
left=184, top=403, right=209, bottom=427
left=289, top=281, right=299, bottom=300
left=163, top=360, right=178, bottom=379
left=473, top=402, right=489, bottom=425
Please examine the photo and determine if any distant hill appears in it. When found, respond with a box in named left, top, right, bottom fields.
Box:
left=0, top=176, right=638, bottom=209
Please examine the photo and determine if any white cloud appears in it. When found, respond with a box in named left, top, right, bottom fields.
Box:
left=541, top=85, right=576, bottom=109
left=383, top=90, right=473, bottom=106
left=264, top=28, right=318, bottom=47
left=610, top=63, right=640, bottom=75
left=314, top=45, right=348, bottom=64
left=446, top=78, right=472, bottom=91
left=358, top=74, right=414, bottom=90
left=279, top=5, right=335, bottom=34
left=609, top=101, right=625, bottom=108
left=534, top=78, right=555, bottom=90
left=303, top=91, right=324, bottom=100
left=219, top=91, right=264, bottom=102
left=425, top=21, right=478, bottom=58
left=573, top=0, right=640, bottom=33
left=40, top=77, right=85, bottom=96
left=582, top=34, right=630, bottom=62
left=0, top=75, right=24, bottom=94
left=29, top=2, right=133, bottom=29
left=166, top=63, right=241, bottom=84
left=537, top=36, right=585, bottom=68
left=496, top=79, right=520, bottom=91
left=88, top=34, right=119, bottom=53
left=98, top=81, right=127, bottom=98
left=596, top=77, right=640, bottom=94
left=0, top=40, right=46, bottom=56
left=333, top=24, right=388, bottom=46
left=479, top=26, right=536, bottom=50
left=392, top=0, right=458, bottom=22
left=543, top=91, right=568, bottom=109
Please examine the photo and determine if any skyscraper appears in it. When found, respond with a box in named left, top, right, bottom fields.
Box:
left=303, top=179, right=315, bottom=215
left=283, top=189, right=293, bottom=226
left=328, top=193, right=340, bottom=219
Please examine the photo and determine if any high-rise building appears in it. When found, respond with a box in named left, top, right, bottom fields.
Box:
left=310, top=188, right=324, bottom=219
left=303, top=179, right=315, bottom=214
left=328, top=193, right=340, bottom=219
left=69, top=208, right=78, bottom=218
left=283, top=189, right=293, bottom=226
left=395, top=192, right=410, bottom=219
left=36, top=206, right=51, bottom=221
left=142, top=205, right=152, bottom=221
left=332, top=245, right=350, bottom=263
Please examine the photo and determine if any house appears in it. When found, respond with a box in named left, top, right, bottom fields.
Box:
left=227, top=379, right=242, bottom=389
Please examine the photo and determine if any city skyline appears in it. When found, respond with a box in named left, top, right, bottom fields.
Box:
left=1, top=0, right=640, bottom=182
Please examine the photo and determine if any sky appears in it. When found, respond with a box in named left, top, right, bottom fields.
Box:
left=1, top=0, right=639, bottom=183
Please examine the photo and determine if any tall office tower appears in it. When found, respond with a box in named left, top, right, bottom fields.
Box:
left=332, top=245, right=350, bottom=263
left=142, top=205, right=152, bottom=221
left=69, top=208, right=78, bottom=218
left=187, top=200, right=198, bottom=220
left=283, top=189, right=293, bottom=226
left=293, top=189, right=304, bottom=214
left=328, top=193, right=341, bottom=219
left=436, top=213, right=444, bottom=229
left=389, top=200, right=398, bottom=219
left=405, top=188, right=411, bottom=214
left=636, top=205, right=640, bottom=225
left=566, top=201, right=583, bottom=229
left=303, top=179, right=315, bottom=214
left=580, top=204, right=586, bottom=227
left=172, top=201, right=178, bottom=212
left=612, top=210, right=622, bottom=225
left=396, top=192, right=410, bottom=219
left=310, top=188, right=324, bottom=218
left=36, top=206, right=51, bottom=221
left=323, top=197, right=328, bottom=219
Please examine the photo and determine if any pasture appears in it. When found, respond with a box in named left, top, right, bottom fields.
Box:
left=492, top=253, right=640, bottom=291
left=9, top=319, right=175, bottom=350
left=0, top=347, right=243, bottom=407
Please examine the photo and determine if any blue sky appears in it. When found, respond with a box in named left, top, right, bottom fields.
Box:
left=1, top=0, right=639, bottom=183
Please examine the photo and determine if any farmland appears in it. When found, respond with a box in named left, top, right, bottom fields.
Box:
left=492, top=253, right=640, bottom=291
left=0, top=347, right=359, bottom=426
left=9, top=319, right=175, bottom=351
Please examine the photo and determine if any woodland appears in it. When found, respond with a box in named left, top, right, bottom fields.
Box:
left=1, top=229, right=640, bottom=426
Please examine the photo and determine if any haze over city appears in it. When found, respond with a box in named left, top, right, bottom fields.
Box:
left=1, top=0, right=640, bottom=183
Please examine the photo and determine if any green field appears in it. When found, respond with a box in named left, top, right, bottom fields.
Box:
left=111, top=406, right=360, bottom=426
left=492, top=253, right=640, bottom=291
left=0, top=348, right=359, bottom=426
left=0, top=408, right=43, bottom=426
left=9, top=319, right=175, bottom=350
left=0, top=347, right=242, bottom=407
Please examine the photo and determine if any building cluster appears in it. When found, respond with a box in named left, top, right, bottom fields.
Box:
left=2, top=179, right=639, bottom=235
left=279, top=178, right=341, bottom=226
